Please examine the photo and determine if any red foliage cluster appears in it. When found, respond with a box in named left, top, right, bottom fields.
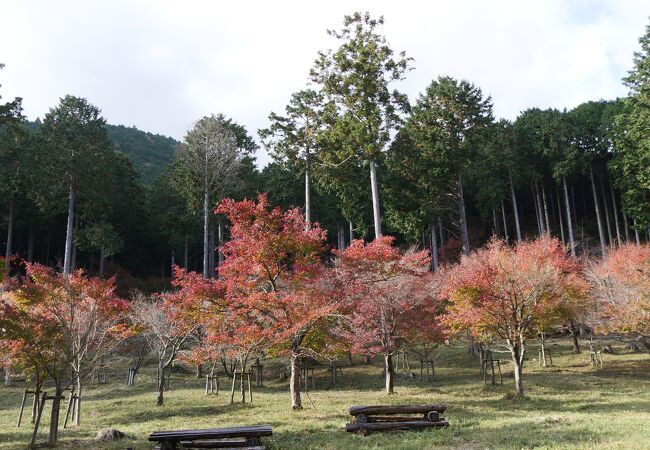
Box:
left=336, top=236, right=446, bottom=358
left=588, top=243, right=650, bottom=341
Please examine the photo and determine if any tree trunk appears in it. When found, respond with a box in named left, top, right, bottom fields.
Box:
left=202, top=172, right=209, bottom=278
left=196, top=364, right=203, bottom=378
left=5, top=196, right=14, bottom=260
left=457, top=173, right=470, bottom=256
left=369, top=160, right=382, bottom=239
left=305, top=160, right=311, bottom=230
left=156, top=364, right=166, bottom=406
left=63, top=184, right=75, bottom=275
left=589, top=164, right=607, bottom=257
left=99, top=247, right=105, bottom=278
left=349, top=221, right=354, bottom=244
left=4, top=366, right=10, bottom=386
left=509, top=171, right=522, bottom=243
left=539, top=333, right=547, bottom=367
left=217, top=218, right=224, bottom=268
left=541, top=184, right=551, bottom=235
left=338, top=223, right=345, bottom=250
left=27, top=224, right=34, bottom=263
left=48, top=387, right=63, bottom=447
left=501, top=200, right=509, bottom=242
left=563, top=177, right=576, bottom=257
left=569, top=320, right=581, bottom=354
left=430, top=217, right=439, bottom=271
left=599, top=176, right=614, bottom=247
left=608, top=176, right=622, bottom=245
left=633, top=218, right=641, bottom=247
left=622, top=209, right=630, bottom=243
left=384, top=353, right=394, bottom=394
left=208, top=226, right=215, bottom=278
left=73, top=376, right=82, bottom=426
left=533, top=181, right=546, bottom=236
left=556, top=187, right=566, bottom=244
left=492, top=208, right=500, bottom=238
left=506, top=340, right=525, bottom=396
left=512, top=358, right=524, bottom=396
left=289, top=352, right=302, bottom=409
left=183, top=233, right=189, bottom=269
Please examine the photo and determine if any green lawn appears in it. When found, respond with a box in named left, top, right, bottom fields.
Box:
left=1, top=339, right=649, bottom=449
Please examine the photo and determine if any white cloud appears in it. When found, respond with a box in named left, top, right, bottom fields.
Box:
left=1, top=0, right=647, bottom=165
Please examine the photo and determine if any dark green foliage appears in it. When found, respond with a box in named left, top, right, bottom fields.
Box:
left=613, top=23, right=650, bottom=226
left=106, top=124, right=179, bottom=185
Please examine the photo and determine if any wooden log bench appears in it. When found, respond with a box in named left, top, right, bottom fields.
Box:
left=345, top=404, right=448, bottom=435
left=149, top=425, right=272, bottom=450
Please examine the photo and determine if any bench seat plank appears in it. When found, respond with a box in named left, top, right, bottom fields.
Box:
left=346, top=419, right=449, bottom=433
left=348, top=404, right=447, bottom=416
left=149, top=425, right=272, bottom=442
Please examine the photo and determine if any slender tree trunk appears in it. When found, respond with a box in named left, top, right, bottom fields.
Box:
left=349, top=221, right=354, bottom=244
left=534, top=182, right=545, bottom=235
left=203, top=177, right=209, bottom=278
left=569, top=320, right=581, bottom=354
left=5, top=196, right=14, bottom=260
left=217, top=217, right=224, bottom=268
left=304, top=159, right=311, bottom=231
left=457, top=173, right=470, bottom=256
left=599, top=176, right=614, bottom=247
left=501, top=200, right=509, bottom=243
left=439, top=217, right=445, bottom=249
left=556, top=186, right=566, bottom=244
left=608, top=176, right=622, bottom=246
left=99, top=247, right=105, bottom=278
left=492, top=208, right=500, bottom=237
left=542, top=184, right=551, bottom=235
left=4, top=367, right=10, bottom=386
left=622, top=209, right=630, bottom=243
left=507, top=339, right=525, bottom=396
left=208, top=226, right=215, bottom=278
left=509, top=171, right=522, bottom=243
left=633, top=218, right=641, bottom=247
left=48, top=387, right=63, bottom=447
left=289, top=351, right=302, bottom=409
left=430, top=217, right=439, bottom=271
left=27, top=225, right=34, bottom=263
left=73, top=376, right=82, bottom=426
left=156, top=364, right=166, bottom=406
left=183, top=234, right=189, bottom=269
left=384, top=353, right=394, bottom=394
left=589, top=164, right=607, bottom=257
left=338, top=223, right=345, bottom=250
left=63, top=184, right=75, bottom=275
left=369, top=160, right=382, bottom=239
left=563, top=177, right=576, bottom=257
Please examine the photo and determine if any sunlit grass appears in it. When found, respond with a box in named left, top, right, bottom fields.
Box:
left=1, top=339, right=649, bottom=449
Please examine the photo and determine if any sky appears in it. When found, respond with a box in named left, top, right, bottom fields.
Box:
left=1, top=0, right=648, bottom=166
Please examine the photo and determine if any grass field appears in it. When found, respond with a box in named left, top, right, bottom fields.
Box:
left=1, top=339, right=649, bottom=450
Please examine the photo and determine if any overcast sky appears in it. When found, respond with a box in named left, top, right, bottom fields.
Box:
left=1, top=1, right=648, bottom=165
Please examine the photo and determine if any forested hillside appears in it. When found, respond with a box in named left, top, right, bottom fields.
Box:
left=105, top=124, right=179, bottom=184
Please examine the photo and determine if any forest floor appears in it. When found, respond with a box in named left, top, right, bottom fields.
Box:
left=1, top=338, right=649, bottom=450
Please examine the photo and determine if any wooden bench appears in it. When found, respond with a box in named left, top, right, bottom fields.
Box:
left=345, top=404, right=448, bottom=435
left=149, top=425, right=272, bottom=450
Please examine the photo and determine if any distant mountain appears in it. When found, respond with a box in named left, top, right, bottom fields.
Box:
left=106, top=124, right=179, bottom=184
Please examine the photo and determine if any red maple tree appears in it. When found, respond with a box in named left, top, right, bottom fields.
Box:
left=587, top=243, right=650, bottom=352
left=216, top=194, right=337, bottom=409
left=443, top=237, right=588, bottom=396
left=4, top=264, right=130, bottom=444
left=335, top=236, right=447, bottom=394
